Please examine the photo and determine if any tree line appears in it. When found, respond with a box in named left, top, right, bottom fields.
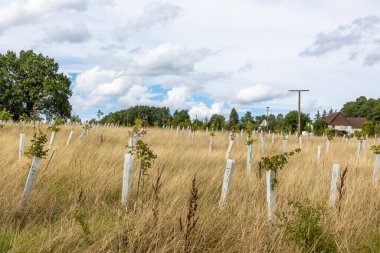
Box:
left=0, top=50, right=379, bottom=135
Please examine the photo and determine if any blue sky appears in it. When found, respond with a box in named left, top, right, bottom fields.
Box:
left=0, top=0, right=379, bottom=121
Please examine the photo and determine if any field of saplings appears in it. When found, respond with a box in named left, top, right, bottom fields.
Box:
left=1, top=122, right=380, bottom=252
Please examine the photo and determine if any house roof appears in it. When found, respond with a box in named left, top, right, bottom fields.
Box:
left=325, top=112, right=351, bottom=126
left=346, top=117, right=367, bottom=128
left=324, top=112, right=366, bottom=128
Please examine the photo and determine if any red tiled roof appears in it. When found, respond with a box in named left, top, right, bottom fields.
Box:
left=324, top=112, right=366, bottom=128
left=346, top=117, right=367, bottom=128
left=325, top=112, right=351, bottom=126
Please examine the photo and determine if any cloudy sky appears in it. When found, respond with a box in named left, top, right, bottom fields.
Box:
left=0, top=0, right=379, bottom=120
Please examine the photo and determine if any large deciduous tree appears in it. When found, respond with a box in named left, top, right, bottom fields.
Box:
left=0, top=50, right=72, bottom=120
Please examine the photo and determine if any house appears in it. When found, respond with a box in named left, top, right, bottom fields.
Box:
left=324, top=112, right=366, bottom=134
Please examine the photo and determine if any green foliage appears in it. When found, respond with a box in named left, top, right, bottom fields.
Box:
left=19, top=113, right=30, bottom=122
left=324, top=129, right=335, bottom=140
left=70, top=114, right=81, bottom=124
left=0, top=50, right=72, bottom=120
left=210, top=123, right=216, bottom=136
left=246, top=121, right=255, bottom=145
left=341, top=96, right=380, bottom=122
left=354, top=131, right=363, bottom=140
left=135, top=140, right=157, bottom=176
left=25, top=129, right=48, bottom=159
left=371, top=145, right=380, bottom=155
left=228, top=107, right=239, bottom=129
left=172, top=109, right=190, bottom=126
left=83, top=124, right=92, bottom=131
left=259, top=149, right=301, bottom=174
left=278, top=201, right=337, bottom=253
left=0, top=108, right=13, bottom=121
left=101, top=105, right=170, bottom=126
left=283, top=111, right=311, bottom=133
left=209, top=114, right=226, bottom=130
left=96, top=110, right=104, bottom=120
left=240, top=111, right=255, bottom=129
left=0, top=231, right=14, bottom=252
left=48, top=118, right=63, bottom=132
left=362, top=121, right=376, bottom=136
left=313, top=119, right=328, bottom=136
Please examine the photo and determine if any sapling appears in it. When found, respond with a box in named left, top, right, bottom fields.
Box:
left=371, top=145, right=380, bottom=182
left=22, top=129, right=48, bottom=204
left=258, top=148, right=301, bottom=224
left=47, top=118, right=62, bottom=149
left=134, top=139, right=157, bottom=211
left=80, top=124, right=92, bottom=139
left=121, top=119, right=145, bottom=205
left=246, top=121, right=255, bottom=175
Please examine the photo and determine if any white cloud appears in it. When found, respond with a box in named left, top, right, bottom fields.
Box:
left=0, top=0, right=89, bottom=34
left=235, top=84, right=288, bottom=105
left=189, top=102, right=225, bottom=120
left=162, top=86, right=192, bottom=107
left=44, top=23, right=90, bottom=43
left=128, top=1, right=183, bottom=31
left=134, top=44, right=213, bottom=76
left=301, top=15, right=380, bottom=65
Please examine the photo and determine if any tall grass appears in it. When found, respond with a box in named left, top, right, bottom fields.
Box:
left=0, top=124, right=379, bottom=252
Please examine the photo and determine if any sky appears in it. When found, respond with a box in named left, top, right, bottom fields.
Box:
left=0, top=0, right=379, bottom=120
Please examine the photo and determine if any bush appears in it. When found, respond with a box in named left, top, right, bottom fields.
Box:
left=278, top=201, right=337, bottom=253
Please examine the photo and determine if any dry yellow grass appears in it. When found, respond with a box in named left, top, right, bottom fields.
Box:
left=1, top=124, right=380, bottom=252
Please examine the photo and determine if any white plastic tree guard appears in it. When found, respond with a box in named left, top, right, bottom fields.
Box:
left=19, top=133, right=25, bottom=160
left=66, top=130, right=74, bottom=146
left=209, top=136, right=213, bottom=153
left=121, top=153, right=134, bottom=205
left=266, top=170, right=276, bottom=224
left=247, top=144, right=253, bottom=175
left=317, top=145, right=322, bottom=163
left=372, top=155, right=380, bottom=182
left=220, top=159, right=235, bottom=205
left=328, top=163, right=340, bottom=209
left=48, top=131, right=56, bottom=150
left=283, top=139, right=288, bottom=153
left=21, top=156, right=42, bottom=204
left=226, top=140, right=234, bottom=159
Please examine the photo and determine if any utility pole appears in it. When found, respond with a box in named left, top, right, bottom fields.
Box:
left=266, top=106, right=270, bottom=131
left=289, top=89, right=309, bottom=135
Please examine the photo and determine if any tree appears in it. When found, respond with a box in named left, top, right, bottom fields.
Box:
left=240, top=111, right=254, bottom=129
left=313, top=119, right=328, bottom=136
left=341, top=96, right=380, bottom=122
left=315, top=110, right=321, bottom=121
left=209, top=114, right=226, bottom=130
left=0, top=50, right=72, bottom=120
left=172, top=109, right=190, bottom=126
left=101, top=106, right=171, bottom=126
left=97, top=110, right=104, bottom=121
left=361, top=121, right=375, bottom=136
left=283, top=111, right=311, bottom=133
left=228, top=108, right=239, bottom=129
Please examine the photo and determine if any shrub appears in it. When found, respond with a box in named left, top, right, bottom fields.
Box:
left=278, top=201, right=337, bottom=253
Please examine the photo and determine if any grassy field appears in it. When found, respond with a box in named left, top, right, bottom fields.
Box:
left=0, top=124, right=380, bottom=252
